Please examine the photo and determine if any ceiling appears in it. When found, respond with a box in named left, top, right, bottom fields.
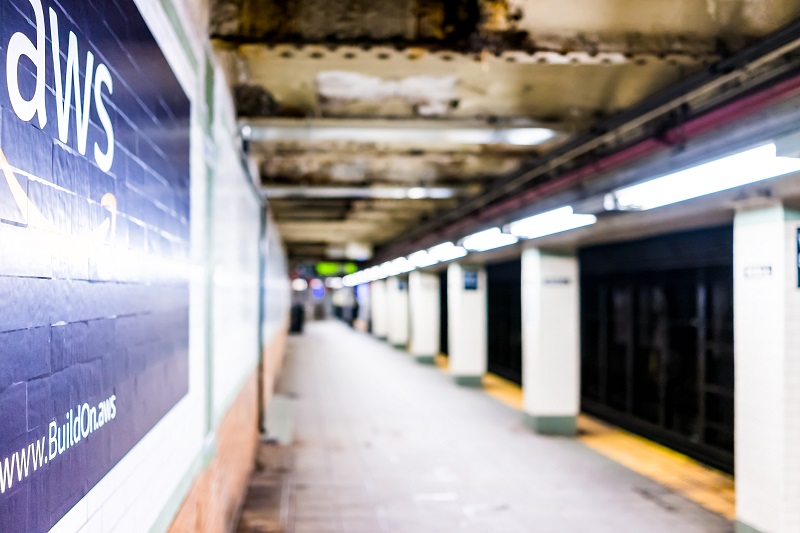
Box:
left=208, top=0, right=800, bottom=262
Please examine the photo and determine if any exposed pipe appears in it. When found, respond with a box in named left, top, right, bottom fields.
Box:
left=374, top=18, right=800, bottom=262
left=429, top=72, right=800, bottom=242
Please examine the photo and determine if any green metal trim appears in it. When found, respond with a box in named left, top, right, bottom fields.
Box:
left=524, top=414, right=577, bottom=436
left=158, top=0, right=198, bottom=71
left=392, top=343, right=408, bottom=351
left=202, top=433, right=218, bottom=468
left=256, top=207, right=268, bottom=434
left=735, top=521, right=764, bottom=533
left=454, top=376, right=483, bottom=388
left=414, top=355, right=436, bottom=365
left=204, top=53, right=215, bottom=137
left=204, top=163, right=215, bottom=435
left=148, top=449, right=205, bottom=533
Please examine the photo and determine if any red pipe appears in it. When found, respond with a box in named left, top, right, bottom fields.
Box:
left=399, top=73, right=800, bottom=253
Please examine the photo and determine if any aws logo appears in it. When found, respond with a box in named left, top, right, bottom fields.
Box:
left=6, top=0, right=115, bottom=172
left=1, top=0, right=117, bottom=241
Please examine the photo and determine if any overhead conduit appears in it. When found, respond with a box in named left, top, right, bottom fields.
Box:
left=374, top=18, right=800, bottom=262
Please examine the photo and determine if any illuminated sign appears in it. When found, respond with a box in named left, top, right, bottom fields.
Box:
left=0, top=1, right=191, bottom=531
left=316, top=262, right=358, bottom=276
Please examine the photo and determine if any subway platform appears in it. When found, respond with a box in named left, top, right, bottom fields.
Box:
left=239, top=321, right=732, bottom=533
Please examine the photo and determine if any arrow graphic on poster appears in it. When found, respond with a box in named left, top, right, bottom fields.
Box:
left=0, top=146, right=116, bottom=242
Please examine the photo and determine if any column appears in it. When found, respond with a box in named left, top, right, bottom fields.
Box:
left=409, top=270, right=440, bottom=364
left=387, top=276, right=410, bottom=349
left=521, top=248, right=580, bottom=436
left=734, top=201, right=800, bottom=533
left=447, top=262, right=487, bottom=386
left=370, top=280, right=388, bottom=340
left=354, top=283, right=371, bottom=332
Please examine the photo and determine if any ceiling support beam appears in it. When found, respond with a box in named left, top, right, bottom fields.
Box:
left=263, top=186, right=467, bottom=199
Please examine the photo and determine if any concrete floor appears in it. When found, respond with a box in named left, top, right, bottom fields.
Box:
left=275, top=321, right=732, bottom=533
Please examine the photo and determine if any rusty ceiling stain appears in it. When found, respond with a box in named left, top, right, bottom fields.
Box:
left=210, top=0, right=481, bottom=45
left=234, top=84, right=282, bottom=117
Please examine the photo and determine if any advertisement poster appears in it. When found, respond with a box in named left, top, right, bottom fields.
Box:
left=0, top=0, right=191, bottom=530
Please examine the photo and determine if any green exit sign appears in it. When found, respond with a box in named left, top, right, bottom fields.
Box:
left=316, top=262, right=358, bottom=276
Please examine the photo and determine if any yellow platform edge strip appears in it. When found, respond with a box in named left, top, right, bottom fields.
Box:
left=433, top=361, right=735, bottom=521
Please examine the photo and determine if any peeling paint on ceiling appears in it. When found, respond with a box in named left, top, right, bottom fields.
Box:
left=315, top=71, right=459, bottom=117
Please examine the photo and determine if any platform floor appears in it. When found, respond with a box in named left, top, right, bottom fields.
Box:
left=275, top=321, right=732, bottom=533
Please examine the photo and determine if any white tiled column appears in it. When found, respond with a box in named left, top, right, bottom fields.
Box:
left=734, top=201, right=800, bottom=533
left=409, top=270, right=440, bottom=364
left=387, top=276, right=410, bottom=349
left=370, top=280, right=388, bottom=339
left=355, top=283, right=371, bottom=332
left=447, top=262, right=487, bottom=387
left=521, top=248, right=580, bottom=436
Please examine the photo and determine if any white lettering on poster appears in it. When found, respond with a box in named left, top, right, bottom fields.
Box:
left=0, top=395, right=117, bottom=495
left=5, top=0, right=116, bottom=172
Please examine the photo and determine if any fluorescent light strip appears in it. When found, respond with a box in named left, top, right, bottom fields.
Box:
left=250, top=125, right=558, bottom=147
left=611, top=143, right=800, bottom=211
left=408, top=250, right=438, bottom=268
left=508, top=206, right=597, bottom=240
left=380, top=261, right=398, bottom=277
left=461, top=228, right=518, bottom=252
left=392, top=257, right=415, bottom=274
left=428, top=242, right=468, bottom=262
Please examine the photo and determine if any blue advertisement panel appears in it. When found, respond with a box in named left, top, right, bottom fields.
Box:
left=0, top=1, right=191, bottom=531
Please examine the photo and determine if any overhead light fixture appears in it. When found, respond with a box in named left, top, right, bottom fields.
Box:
left=407, top=187, right=428, bottom=199
left=461, top=228, right=518, bottom=252
left=428, top=242, right=468, bottom=262
left=368, top=266, right=385, bottom=281
left=381, top=261, right=398, bottom=277
left=245, top=120, right=560, bottom=147
left=263, top=186, right=457, bottom=200
left=349, top=271, right=366, bottom=287
left=503, top=128, right=557, bottom=146
left=391, top=257, right=415, bottom=274
left=607, top=143, right=800, bottom=211
left=508, top=206, right=597, bottom=240
left=408, top=250, right=438, bottom=268
left=325, top=277, right=344, bottom=290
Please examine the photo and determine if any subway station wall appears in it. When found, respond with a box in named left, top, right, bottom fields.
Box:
left=0, top=0, right=290, bottom=531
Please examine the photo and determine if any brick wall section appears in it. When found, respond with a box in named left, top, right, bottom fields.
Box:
left=168, top=321, right=289, bottom=533
left=168, top=372, right=259, bottom=533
